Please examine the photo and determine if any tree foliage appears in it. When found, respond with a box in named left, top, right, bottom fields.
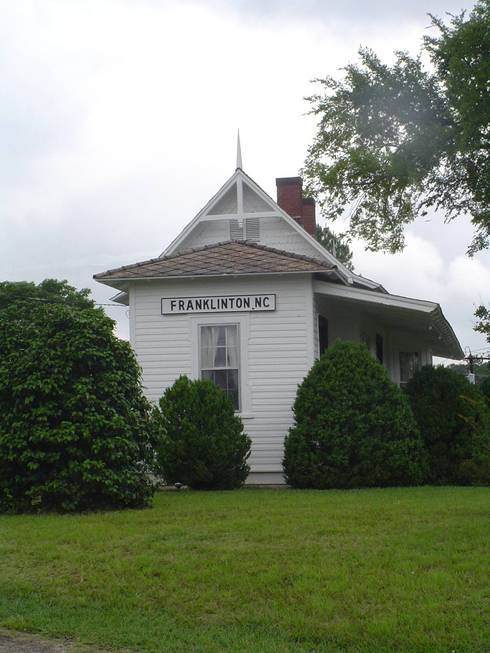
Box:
left=405, top=366, right=490, bottom=485
left=0, top=279, right=94, bottom=311
left=303, top=1, right=490, bottom=255
left=283, top=342, right=428, bottom=488
left=0, top=287, right=154, bottom=513
left=314, top=224, right=354, bottom=270
left=475, top=304, right=490, bottom=341
left=481, top=376, right=490, bottom=408
left=154, top=376, right=251, bottom=490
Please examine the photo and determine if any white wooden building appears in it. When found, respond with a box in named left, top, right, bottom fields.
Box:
left=95, top=151, right=463, bottom=484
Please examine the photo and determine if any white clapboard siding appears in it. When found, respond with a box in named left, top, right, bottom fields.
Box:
left=176, top=219, right=229, bottom=252
left=257, top=216, right=323, bottom=259
left=130, top=274, right=314, bottom=479
left=174, top=214, right=323, bottom=261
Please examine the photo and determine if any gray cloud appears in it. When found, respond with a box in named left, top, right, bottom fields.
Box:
left=197, top=0, right=475, bottom=24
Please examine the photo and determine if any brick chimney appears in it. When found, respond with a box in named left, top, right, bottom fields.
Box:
left=276, top=177, right=316, bottom=236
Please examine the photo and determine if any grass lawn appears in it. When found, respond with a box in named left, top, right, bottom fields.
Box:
left=0, top=487, right=488, bottom=653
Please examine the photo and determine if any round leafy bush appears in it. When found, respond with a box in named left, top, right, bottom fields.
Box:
left=283, top=341, right=428, bottom=488
left=405, top=366, right=490, bottom=485
left=154, top=376, right=251, bottom=489
left=0, top=298, right=155, bottom=513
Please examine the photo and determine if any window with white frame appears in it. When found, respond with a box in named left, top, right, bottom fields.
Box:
left=399, top=352, right=420, bottom=387
left=200, top=324, right=240, bottom=410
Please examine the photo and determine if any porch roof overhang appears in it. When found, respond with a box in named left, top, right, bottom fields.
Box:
left=314, top=280, right=464, bottom=360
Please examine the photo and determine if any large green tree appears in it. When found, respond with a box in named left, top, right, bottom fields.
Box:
left=303, top=1, right=490, bottom=255
left=0, top=280, right=155, bottom=512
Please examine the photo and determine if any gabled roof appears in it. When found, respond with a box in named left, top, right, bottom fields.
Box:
left=94, top=241, right=342, bottom=286
left=160, top=167, right=359, bottom=285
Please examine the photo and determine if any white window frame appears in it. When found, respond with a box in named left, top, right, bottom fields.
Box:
left=199, top=323, right=241, bottom=411
left=190, top=314, right=251, bottom=416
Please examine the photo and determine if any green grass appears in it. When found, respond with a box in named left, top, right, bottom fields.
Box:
left=0, top=487, right=488, bottom=653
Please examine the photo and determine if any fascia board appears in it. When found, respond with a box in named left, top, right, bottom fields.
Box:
left=314, top=279, right=437, bottom=312
left=315, top=280, right=464, bottom=360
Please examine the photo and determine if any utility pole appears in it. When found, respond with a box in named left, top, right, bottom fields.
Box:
left=464, top=348, right=490, bottom=384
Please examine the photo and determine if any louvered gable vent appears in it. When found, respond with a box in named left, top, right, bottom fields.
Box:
left=229, top=218, right=260, bottom=242
left=229, top=219, right=244, bottom=240
left=245, top=217, right=260, bottom=242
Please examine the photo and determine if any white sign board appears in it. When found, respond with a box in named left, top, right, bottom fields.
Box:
left=161, top=294, right=276, bottom=315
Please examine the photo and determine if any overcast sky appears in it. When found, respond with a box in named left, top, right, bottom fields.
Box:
left=1, top=0, right=488, bottom=358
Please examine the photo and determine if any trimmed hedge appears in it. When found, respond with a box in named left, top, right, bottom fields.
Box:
left=406, top=366, right=490, bottom=485
left=0, top=302, right=155, bottom=513
left=283, top=341, right=428, bottom=488
left=154, top=376, right=251, bottom=489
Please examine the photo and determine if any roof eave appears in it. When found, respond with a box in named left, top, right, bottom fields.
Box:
left=94, top=268, right=342, bottom=287
left=314, top=279, right=463, bottom=361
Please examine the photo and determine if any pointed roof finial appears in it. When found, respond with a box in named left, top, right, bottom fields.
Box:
left=236, top=129, right=243, bottom=170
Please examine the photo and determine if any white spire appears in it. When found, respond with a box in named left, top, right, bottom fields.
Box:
left=236, top=129, right=243, bottom=170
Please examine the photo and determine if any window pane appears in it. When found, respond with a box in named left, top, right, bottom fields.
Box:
left=214, top=346, right=227, bottom=367
left=400, top=352, right=419, bottom=385
left=318, top=315, right=328, bottom=355
left=200, top=326, right=214, bottom=350
left=201, top=348, right=214, bottom=369
left=212, top=369, right=227, bottom=390
left=226, top=370, right=239, bottom=410
left=226, top=325, right=239, bottom=349
left=200, top=324, right=240, bottom=411
left=227, top=346, right=239, bottom=367
left=227, top=369, right=238, bottom=392
left=228, top=390, right=239, bottom=410
left=376, top=334, right=384, bottom=364
left=216, top=326, right=226, bottom=347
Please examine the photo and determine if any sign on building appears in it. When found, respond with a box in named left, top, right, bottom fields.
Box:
left=161, top=294, right=276, bottom=315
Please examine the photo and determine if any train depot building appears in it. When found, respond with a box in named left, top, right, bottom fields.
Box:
left=95, top=159, right=463, bottom=484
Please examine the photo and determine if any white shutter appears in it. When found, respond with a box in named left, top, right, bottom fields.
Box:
left=245, top=218, right=260, bottom=242
left=229, top=219, right=244, bottom=240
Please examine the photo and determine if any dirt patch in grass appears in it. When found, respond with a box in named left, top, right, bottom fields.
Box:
left=0, top=630, right=119, bottom=653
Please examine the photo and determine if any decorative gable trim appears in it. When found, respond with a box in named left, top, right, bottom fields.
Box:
left=161, top=168, right=356, bottom=285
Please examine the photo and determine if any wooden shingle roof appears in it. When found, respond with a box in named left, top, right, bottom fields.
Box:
left=94, top=241, right=339, bottom=282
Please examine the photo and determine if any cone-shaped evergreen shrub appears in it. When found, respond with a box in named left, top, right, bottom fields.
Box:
left=0, top=302, right=155, bottom=513
left=283, top=341, right=428, bottom=488
left=405, top=366, right=490, bottom=485
left=154, top=376, right=251, bottom=489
